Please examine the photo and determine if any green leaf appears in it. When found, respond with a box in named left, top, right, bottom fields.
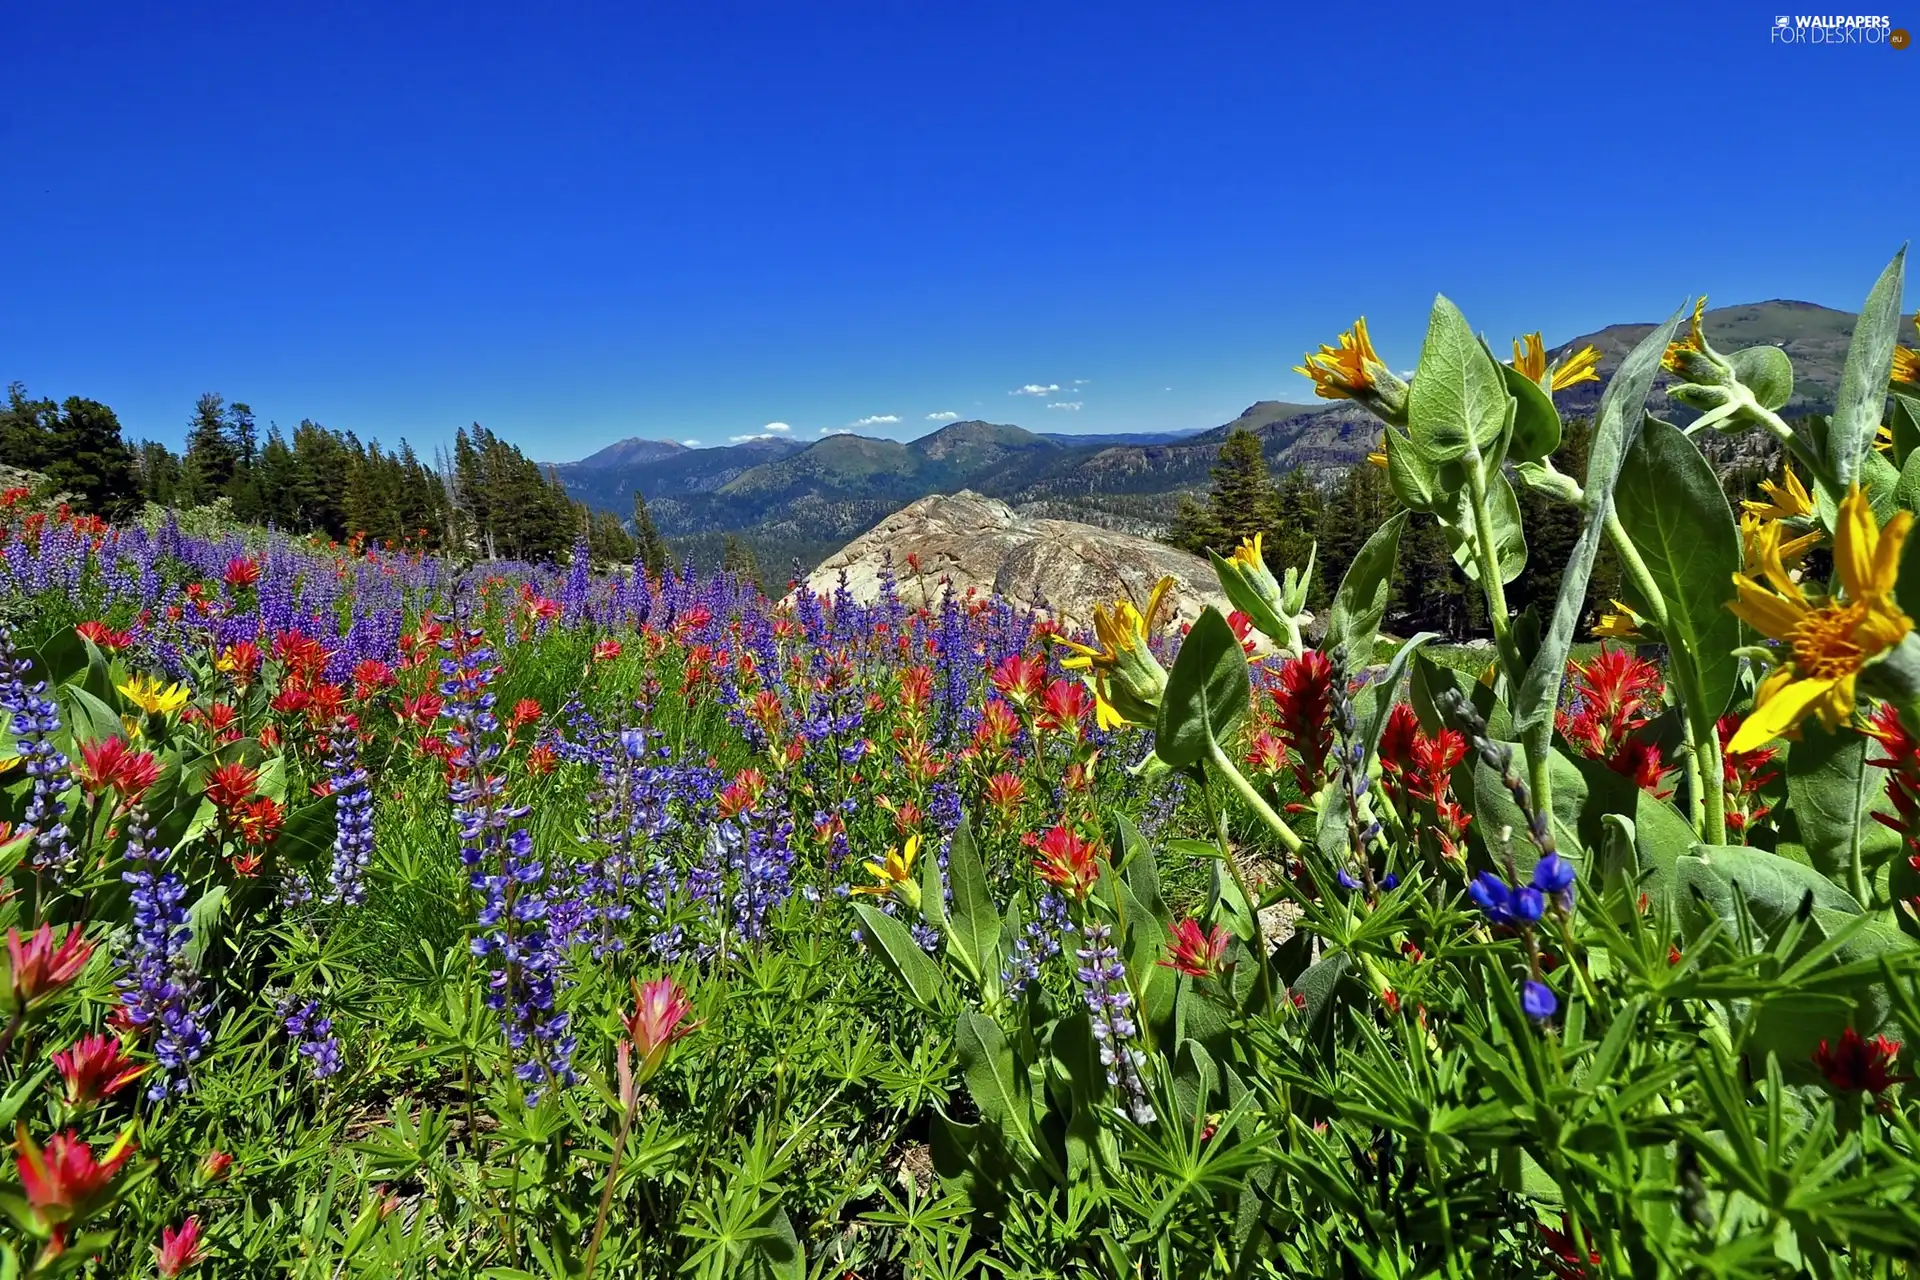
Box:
left=1728, top=345, right=1794, bottom=412
left=956, top=1010, right=1041, bottom=1162
left=1155, top=607, right=1250, bottom=769
left=1208, top=548, right=1289, bottom=644
left=1323, top=510, right=1409, bottom=663
left=853, top=904, right=949, bottom=1013
left=1381, top=424, right=1440, bottom=512
left=1785, top=723, right=1900, bottom=893
left=1890, top=392, right=1920, bottom=474
left=1435, top=472, right=1525, bottom=585
left=1831, top=248, right=1907, bottom=488
left=942, top=816, right=1002, bottom=990
left=183, top=886, right=227, bottom=972
left=59, top=686, right=121, bottom=743
left=1897, top=442, right=1920, bottom=515
left=1358, top=632, right=1440, bottom=775
left=1613, top=418, right=1742, bottom=722
left=1677, top=845, right=1863, bottom=936
left=1115, top=813, right=1173, bottom=935
left=1407, top=294, right=1511, bottom=464
left=1512, top=303, right=1687, bottom=733
left=1497, top=356, right=1563, bottom=462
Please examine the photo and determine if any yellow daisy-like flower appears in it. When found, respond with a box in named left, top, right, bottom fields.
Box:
left=0, top=755, right=20, bottom=777
left=1894, top=318, right=1919, bottom=386
left=1228, top=533, right=1264, bottom=573
left=1726, top=485, right=1914, bottom=752
left=1740, top=513, right=1822, bottom=579
left=1057, top=577, right=1175, bottom=675
left=1661, top=296, right=1709, bottom=375
left=1510, top=333, right=1602, bottom=393
left=1876, top=422, right=1896, bottom=454
left=1740, top=463, right=1814, bottom=521
left=852, top=833, right=920, bottom=899
left=1294, top=318, right=1381, bottom=402
left=118, top=674, right=190, bottom=718
left=1092, top=685, right=1129, bottom=731
left=1593, top=601, right=1644, bottom=641
left=1365, top=444, right=1388, bottom=469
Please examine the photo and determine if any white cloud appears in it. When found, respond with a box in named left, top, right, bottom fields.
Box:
left=763, top=421, right=792, bottom=433
left=1072, top=378, right=1090, bottom=386
left=681, top=438, right=701, bottom=446
left=849, top=414, right=901, bottom=428
left=729, top=432, right=778, bottom=442
left=818, top=426, right=853, bottom=436
left=1046, top=401, right=1082, bottom=411
left=926, top=410, right=959, bottom=421
left=1010, top=383, right=1060, bottom=396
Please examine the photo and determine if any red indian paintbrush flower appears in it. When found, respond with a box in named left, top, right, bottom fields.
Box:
left=52, top=1034, right=148, bottom=1105
left=74, top=620, right=133, bottom=653
left=14, top=1121, right=136, bottom=1231
left=989, top=654, right=1047, bottom=705
left=1037, top=678, right=1092, bottom=734
left=1813, top=1028, right=1909, bottom=1095
left=222, top=556, right=260, bottom=589
left=154, top=1215, right=207, bottom=1276
left=1559, top=646, right=1670, bottom=794
left=592, top=638, right=623, bottom=662
left=1160, top=919, right=1229, bottom=978
left=1031, top=825, right=1104, bottom=899
left=623, top=976, right=700, bottom=1085
left=203, top=761, right=261, bottom=811
left=76, top=737, right=161, bottom=801
left=1270, top=650, right=1335, bottom=807
left=984, top=771, right=1026, bottom=817
left=233, top=796, right=284, bottom=848
left=199, top=1149, right=233, bottom=1182
left=973, top=699, right=1022, bottom=753
left=351, top=659, right=395, bottom=698
left=5, top=924, right=93, bottom=1011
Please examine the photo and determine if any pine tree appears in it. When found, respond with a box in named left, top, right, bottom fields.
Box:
left=1269, top=468, right=1326, bottom=607
left=1204, top=430, right=1281, bottom=554
left=631, top=490, right=670, bottom=578
left=42, top=398, right=141, bottom=517
left=179, top=393, right=240, bottom=507
left=721, top=534, right=761, bottom=585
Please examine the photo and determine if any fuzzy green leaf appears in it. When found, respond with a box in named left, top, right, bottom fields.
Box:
left=1324, top=510, right=1409, bottom=663
left=1407, top=295, right=1511, bottom=464
left=1831, top=248, right=1907, bottom=487
left=1155, top=607, right=1250, bottom=769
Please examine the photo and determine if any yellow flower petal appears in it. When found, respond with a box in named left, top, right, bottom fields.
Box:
left=1729, top=674, right=1840, bottom=753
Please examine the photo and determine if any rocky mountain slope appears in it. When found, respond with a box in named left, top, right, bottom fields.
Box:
left=556, top=299, right=1882, bottom=571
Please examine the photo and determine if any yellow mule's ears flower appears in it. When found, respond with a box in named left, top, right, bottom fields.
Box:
left=1727, top=485, right=1914, bottom=752
left=1228, top=533, right=1264, bottom=573
left=1295, top=318, right=1382, bottom=401
left=1741, top=464, right=1814, bottom=521
left=1662, top=296, right=1710, bottom=375
left=1593, top=601, right=1644, bottom=641
left=1511, top=333, right=1602, bottom=393
left=1894, top=318, right=1919, bottom=386
left=853, top=833, right=922, bottom=907
left=118, top=674, right=190, bottom=718
left=1740, top=513, right=1821, bottom=579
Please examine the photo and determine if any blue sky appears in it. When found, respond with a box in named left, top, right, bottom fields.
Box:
left=4, top=0, right=1911, bottom=460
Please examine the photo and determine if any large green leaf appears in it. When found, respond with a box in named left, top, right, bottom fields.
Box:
left=1613, top=419, right=1741, bottom=723
left=1407, top=295, right=1511, bottom=464
left=1890, top=391, right=1920, bottom=474
left=1512, top=303, right=1686, bottom=734
left=1728, top=344, right=1794, bottom=412
left=1357, top=632, right=1439, bottom=775
left=853, top=904, right=949, bottom=1013
left=942, top=816, right=1002, bottom=991
left=1677, top=844, right=1863, bottom=931
left=1155, top=607, right=1250, bottom=769
left=1830, top=248, right=1907, bottom=487
left=1382, top=424, right=1440, bottom=512
left=1497, top=356, right=1563, bottom=462
left=1785, top=723, right=1900, bottom=895
left=1323, top=511, right=1408, bottom=665
left=956, top=1010, right=1041, bottom=1163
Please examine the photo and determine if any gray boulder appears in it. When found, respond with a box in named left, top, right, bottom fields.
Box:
left=803, top=490, right=1231, bottom=633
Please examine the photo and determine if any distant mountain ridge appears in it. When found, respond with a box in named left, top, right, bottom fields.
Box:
left=553, top=298, right=1884, bottom=570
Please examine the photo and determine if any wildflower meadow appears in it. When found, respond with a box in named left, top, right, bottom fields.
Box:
left=6, top=249, right=1920, bottom=1278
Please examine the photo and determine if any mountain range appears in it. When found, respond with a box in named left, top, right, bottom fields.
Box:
left=551, top=299, right=1877, bottom=570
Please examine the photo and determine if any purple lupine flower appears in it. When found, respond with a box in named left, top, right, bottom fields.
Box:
left=1075, top=922, right=1155, bottom=1124
left=279, top=997, right=344, bottom=1080
left=117, top=817, right=210, bottom=1100
left=0, top=627, right=73, bottom=875
left=325, top=729, right=375, bottom=906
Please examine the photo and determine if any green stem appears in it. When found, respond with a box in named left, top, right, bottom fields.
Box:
left=1205, top=740, right=1303, bottom=854
left=1203, top=776, right=1274, bottom=1018
left=1464, top=453, right=1546, bottom=813
left=1604, top=512, right=1729, bottom=844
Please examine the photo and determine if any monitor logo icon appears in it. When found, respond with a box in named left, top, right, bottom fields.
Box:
left=1775, top=14, right=1791, bottom=25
